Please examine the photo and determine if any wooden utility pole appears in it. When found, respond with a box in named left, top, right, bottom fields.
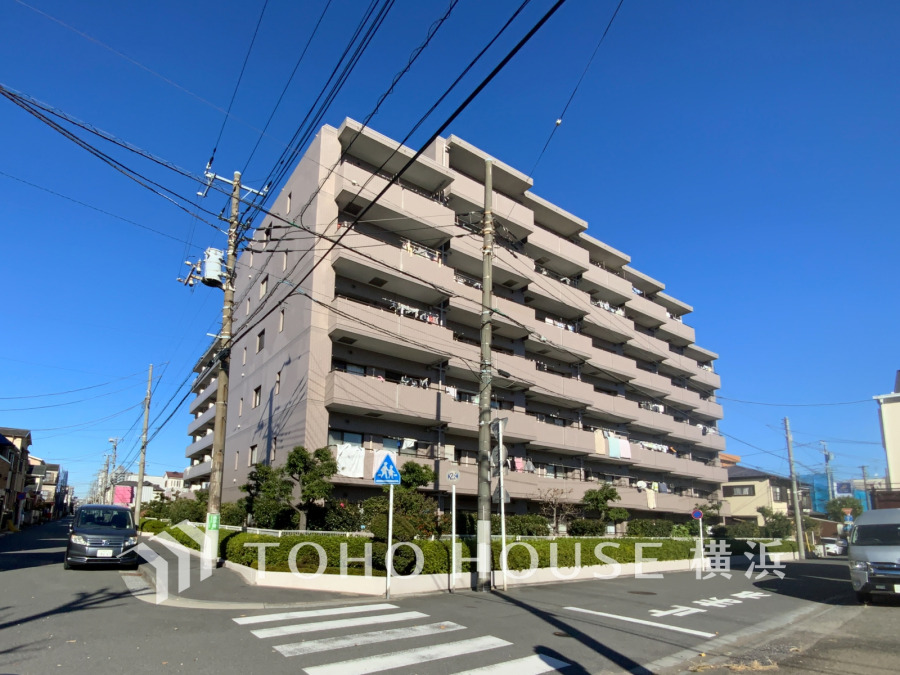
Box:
left=99, top=455, right=109, bottom=505
left=206, top=171, right=241, bottom=551
left=784, top=417, right=806, bottom=559
left=822, top=441, right=835, bottom=502
left=133, top=364, right=153, bottom=523
left=476, top=160, right=494, bottom=592
left=860, top=465, right=870, bottom=509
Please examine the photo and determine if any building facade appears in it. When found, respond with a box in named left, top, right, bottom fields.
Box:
left=723, top=465, right=810, bottom=525
left=875, top=370, right=900, bottom=490
left=0, top=427, right=31, bottom=528
left=185, top=120, right=728, bottom=522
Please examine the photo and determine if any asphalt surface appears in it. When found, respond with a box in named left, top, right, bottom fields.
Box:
left=0, top=520, right=887, bottom=674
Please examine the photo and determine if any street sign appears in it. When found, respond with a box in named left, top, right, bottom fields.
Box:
left=374, top=454, right=401, bottom=485
left=492, top=486, right=510, bottom=504
left=446, top=470, right=460, bottom=483
left=691, top=509, right=703, bottom=520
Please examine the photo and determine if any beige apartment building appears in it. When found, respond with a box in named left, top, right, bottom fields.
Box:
left=875, top=371, right=900, bottom=490
left=184, top=119, right=728, bottom=523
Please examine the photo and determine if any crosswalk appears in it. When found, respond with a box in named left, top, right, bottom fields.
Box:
left=233, top=602, right=571, bottom=674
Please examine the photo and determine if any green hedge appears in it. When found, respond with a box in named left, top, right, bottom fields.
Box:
left=140, top=518, right=169, bottom=534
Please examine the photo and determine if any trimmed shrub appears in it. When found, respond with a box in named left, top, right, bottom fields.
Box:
left=728, top=520, right=761, bottom=538
left=140, top=518, right=168, bottom=534
left=626, top=519, right=675, bottom=537
left=220, top=502, right=247, bottom=527
left=567, top=519, right=610, bottom=537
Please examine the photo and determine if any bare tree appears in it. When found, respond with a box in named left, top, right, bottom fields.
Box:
left=537, top=488, right=578, bottom=536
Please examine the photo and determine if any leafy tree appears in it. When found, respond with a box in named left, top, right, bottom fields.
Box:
left=757, top=506, right=793, bottom=538
left=824, top=496, right=863, bottom=523
left=582, top=485, right=629, bottom=523
left=399, top=462, right=436, bottom=490
left=220, top=501, right=247, bottom=527
left=362, top=489, right=444, bottom=538
left=240, top=446, right=337, bottom=529
left=695, top=501, right=723, bottom=525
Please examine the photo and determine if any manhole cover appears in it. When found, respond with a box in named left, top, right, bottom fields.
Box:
left=627, top=590, right=657, bottom=595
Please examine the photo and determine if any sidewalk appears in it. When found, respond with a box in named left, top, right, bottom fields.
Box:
left=133, top=534, right=378, bottom=609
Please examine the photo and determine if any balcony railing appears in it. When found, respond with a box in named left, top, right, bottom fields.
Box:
left=591, top=297, right=626, bottom=316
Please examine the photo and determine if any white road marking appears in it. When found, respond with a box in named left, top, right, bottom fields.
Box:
left=303, top=635, right=511, bottom=675
left=452, top=653, right=571, bottom=674
left=251, top=611, right=429, bottom=639
left=565, top=606, right=717, bottom=638
left=274, top=621, right=465, bottom=657
left=233, top=603, right=398, bottom=625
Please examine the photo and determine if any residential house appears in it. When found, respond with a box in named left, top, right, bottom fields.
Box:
left=723, top=465, right=810, bottom=526
left=0, top=427, right=31, bottom=528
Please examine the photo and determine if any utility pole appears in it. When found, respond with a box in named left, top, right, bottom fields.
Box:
left=133, top=364, right=153, bottom=523
left=107, top=437, right=120, bottom=503
left=99, top=455, right=109, bottom=505
left=784, top=417, right=806, bottom=559
left=476, top=160, right=494, bottom=592
left=205, top=171, right=241, bottom=565
left=821, top=441, right=834, bottom=502
left=860, top=465, right=870, bottom=510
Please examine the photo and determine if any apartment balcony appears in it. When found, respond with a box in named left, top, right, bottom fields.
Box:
left=661, top=352, right=702, bottom=379
left=656, top=316, right=696, bottom=346
left=662, top=386, right=701, bottom=411
left=584, top=350, right=639, bottom=383
left=526, top=319, right=593, bottom=363
left=331, top=228, right=455, bottom=303
left=325, top=370, right=451, bottom=427
left=523, top=275, right=592, bottom=324
left=447, top=229, right=530, bottom=290
left=189, top=377, right=217, bottom=414
left=525, top=225, right=590, bottom=278
left=580, top=263, right=633, bottom=305
left=585, top=392, right=640, bottom=424
left=339, top=119, right=454, bottom=195
left=446, top=287, right=531, bottom=340
left=629, top=368, right=673, bottom=398
left=444, top=172, right=533, bottom=241
left=187, top=404, right=216, bottom=437
left=525, top=372, right=596, bottom=409
left=690, top=365, right=721, bottom=391
left=581, top=304, right=633, bottom=344
left=329, top=296, right=453, bottom=364
left=183, top=460, right=212, bottom=484
left=185, top=433, right=213, bottom=461
left=625, top=334, right=671, bottom=365
left=630, top=444, right=683, bottom=474
left=625, top=294, right=668, bottom=328
left=627, top=405, right=678, bottom=436
left=336, top=160, right=455, bottom=247
left=668, top=421, right=727, bottom=452
left=522, top=191, right=587, bottom=239
left=670, top=457, right=727, bottom=483
left=692, top=397, right=724, bottom=421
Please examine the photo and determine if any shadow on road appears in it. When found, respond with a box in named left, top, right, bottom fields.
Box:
left=493, top=590, right=654, bottom=675
left=752, top=559, right=858, bottom=605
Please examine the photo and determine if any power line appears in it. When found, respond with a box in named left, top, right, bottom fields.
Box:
left=530, top=0, right=624, bottom=176
left=208, top=0, right=270, bottom=171
left=718, top=395, right=872, bottom=407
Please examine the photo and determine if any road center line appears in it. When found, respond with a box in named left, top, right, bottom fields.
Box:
left=564, top=606, right=717, bottom=638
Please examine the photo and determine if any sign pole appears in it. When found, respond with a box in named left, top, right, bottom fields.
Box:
left=699, top=515, right=704, bottom=573
left=386, top=483, right=394, bottom=600
left=450, top=483, right=456, bottom=593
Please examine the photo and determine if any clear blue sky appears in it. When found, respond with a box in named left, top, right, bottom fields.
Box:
left=2, top=0, right=897, bottom=498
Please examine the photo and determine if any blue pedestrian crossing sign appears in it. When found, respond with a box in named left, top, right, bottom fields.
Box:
left=374, top=453, right=401, bottom=485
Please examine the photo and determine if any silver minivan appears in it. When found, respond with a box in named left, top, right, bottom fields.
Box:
left=848, top=508, right=900, bottom=603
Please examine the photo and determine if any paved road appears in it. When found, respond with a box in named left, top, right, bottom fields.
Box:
left=0, top=522, right=871, bottom=674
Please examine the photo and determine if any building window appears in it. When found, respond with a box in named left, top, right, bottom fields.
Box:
left=234, top=451, right=239, bottom=471
left=279, top=309, right=285, bottom=332
left=260, top=276, right=268, bottom=299
left=249, top=445, right=257, bottom=466
left=238, top=398, right=243, bottom=416
left=723, top=485, right=755, bottom=497
left=271, top=436, right=277, bottom=463
left=286, top=192, right=291, bottom=213
left=246, top=298, right=250, bottom=316
left=275, top=370, right=281, bottom=395
left=249, top=251, right=254, bottom=268
left=242, top=347, right=247, bottom=365
left=328, top=429, right=363, bottom=446
left=282, top=251, right=288, bottom=271
left=772, top=486, right=785, bottom=502
left=256, top=329, right=265, bottom=353
left=264, top=222, right=272, bottom=243
left=252, top=386, right=261, bottom=408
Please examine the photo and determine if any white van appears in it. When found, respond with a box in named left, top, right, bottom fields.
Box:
left=848, top=508, right=900, bottom=603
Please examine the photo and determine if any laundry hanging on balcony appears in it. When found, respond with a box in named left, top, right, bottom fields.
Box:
left=336, top=443, right=365, bottom=478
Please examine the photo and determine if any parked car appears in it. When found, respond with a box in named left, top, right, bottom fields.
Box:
left=64, top=504, right=138, bottom=569
left=848, top=508, right=900, bottom=603
left=822, top=537, right=846, bottom=556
